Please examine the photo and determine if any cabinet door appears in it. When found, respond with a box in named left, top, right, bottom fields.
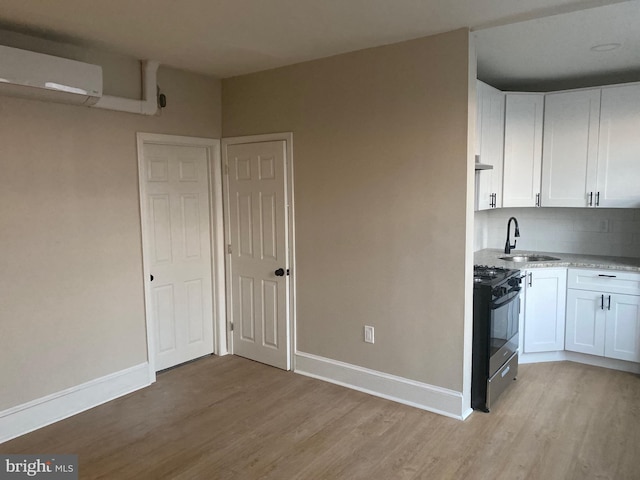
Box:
left=523, top=268, right=567, bottom=353
left=596, top=84, right=640, bottom=208
left=604, top=293, right=640, bottom=362
left=503, top=93, right=544, bottom=207
left=541, top=89, right=600, bottom=207
left=476, top=81, right=505, bottom=211
left=565, top=289, right=606, bottom=356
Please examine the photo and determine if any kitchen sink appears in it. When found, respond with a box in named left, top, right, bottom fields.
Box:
left=498, top=254, right=561, bottom=262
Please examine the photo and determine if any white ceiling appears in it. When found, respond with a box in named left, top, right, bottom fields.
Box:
left=0, top=0, right=628, bottom=79
left=475, top=1, right=640, bottom=91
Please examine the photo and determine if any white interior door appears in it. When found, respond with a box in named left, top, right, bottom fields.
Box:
left=141, top=141, right=215, bottom=371
left=226, top=140, right=290, bottom=370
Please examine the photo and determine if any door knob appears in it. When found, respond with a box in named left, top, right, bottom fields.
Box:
left=275, top=268, right=285, bottom=277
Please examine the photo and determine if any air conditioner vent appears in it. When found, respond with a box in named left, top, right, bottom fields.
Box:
left=0, top=45, right=103, bottom=105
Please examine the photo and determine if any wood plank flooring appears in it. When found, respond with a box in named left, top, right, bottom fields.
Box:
left=2, top=356, right=639, bottom=479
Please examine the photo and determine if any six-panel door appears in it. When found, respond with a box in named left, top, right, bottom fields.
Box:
left=226, top=140, right=289, bottom=370
left=143, top=143, right=215, bottom=371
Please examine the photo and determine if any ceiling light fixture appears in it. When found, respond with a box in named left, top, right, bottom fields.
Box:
left=590, top=43, right=621, bottom=52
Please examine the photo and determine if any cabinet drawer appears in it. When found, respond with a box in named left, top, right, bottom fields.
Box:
left=487, top=353, right=518, bottom=411
left=568, top=269, right=640, bottom=296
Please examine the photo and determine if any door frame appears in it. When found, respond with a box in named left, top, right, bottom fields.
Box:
left=136, top=133, right=226, bottom=381
left=221, top=132, right=296, bottom=370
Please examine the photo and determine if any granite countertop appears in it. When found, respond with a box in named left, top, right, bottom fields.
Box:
left=474, top=248, right=640, bottom=273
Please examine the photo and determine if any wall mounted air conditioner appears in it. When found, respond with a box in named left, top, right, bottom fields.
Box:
left=0, top=45, right=103, bottom=105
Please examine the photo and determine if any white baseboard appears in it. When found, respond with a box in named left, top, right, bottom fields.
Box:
left=294, top=352, right=466, bottom=420
left=0, top=363, right=153, bottom=444
left=461, top=407, right=474, bottom=420
left=520, top=351, right=640, bottom=374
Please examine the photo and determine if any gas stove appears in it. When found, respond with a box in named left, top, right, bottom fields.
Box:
left=472, top=264, right=522, bottom=412
left=473, top=265, right=520, bottom=288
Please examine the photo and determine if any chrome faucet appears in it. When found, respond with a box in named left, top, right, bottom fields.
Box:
left=504, top=217, right=520, bottom=254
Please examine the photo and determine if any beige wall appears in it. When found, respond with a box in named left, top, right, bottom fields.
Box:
left=0, top=37, right=221, bottom=410
left=223, top=29, right=471, bottom=391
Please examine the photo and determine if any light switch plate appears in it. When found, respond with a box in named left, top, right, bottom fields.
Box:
left=364, top=325, right=375, bottom=344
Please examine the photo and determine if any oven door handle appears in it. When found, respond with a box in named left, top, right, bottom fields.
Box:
left=491, top=290, right=520, bottom=309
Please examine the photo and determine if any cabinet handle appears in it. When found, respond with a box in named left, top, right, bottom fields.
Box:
left=598, top=274, right=616, bottom=278
left=596, top=192, right=600, bottom=207
left=588, top=191, right=593, bottom=207
left=528, top=272, right=532, bottom=287
left=535, top=193, right=540, bottom=207
left=600, top=294, right=604, bottom=310
left=607, top=295, right=611, bottom=311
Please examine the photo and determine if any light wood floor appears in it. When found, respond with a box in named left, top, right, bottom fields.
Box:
left=2, top=356, right=639, bottom=479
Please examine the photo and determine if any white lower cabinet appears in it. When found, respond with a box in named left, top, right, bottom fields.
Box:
left=518, top=266, right=640, bottom=370
left=604, top=294, right=640, bottom=362
left=565, top=289, right=606, bottom=356
left=523, top=268, right=567, bottom=353
left=565, top=269, right=640, bottom=363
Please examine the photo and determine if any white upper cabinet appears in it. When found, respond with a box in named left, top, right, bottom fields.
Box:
left=503, top=93, right=544, bottom=208
left=476, top=81, right=505, bottom=211
left=596, top=84, right=640, bottom=208
left=541, top=89, right=601, bottom=207
left=480, top=81, right=640, bottom=210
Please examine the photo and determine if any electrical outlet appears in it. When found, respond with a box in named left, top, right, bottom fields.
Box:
left=364, top=325, right=375, bottom=344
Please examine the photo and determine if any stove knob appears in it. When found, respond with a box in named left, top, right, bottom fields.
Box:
left=492, top=286, right=507, bottom=297
left=508, top=277, right=521, bottom=287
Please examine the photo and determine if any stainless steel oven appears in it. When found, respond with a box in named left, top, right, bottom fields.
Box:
left=472, top=265, right=521, bottom=412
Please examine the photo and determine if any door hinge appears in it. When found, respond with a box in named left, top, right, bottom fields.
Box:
left=227, top=244, right=232, bottom=254
left=224, top=160, right=229, bottom=175
left=230, top=322, right=234, bottom=331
